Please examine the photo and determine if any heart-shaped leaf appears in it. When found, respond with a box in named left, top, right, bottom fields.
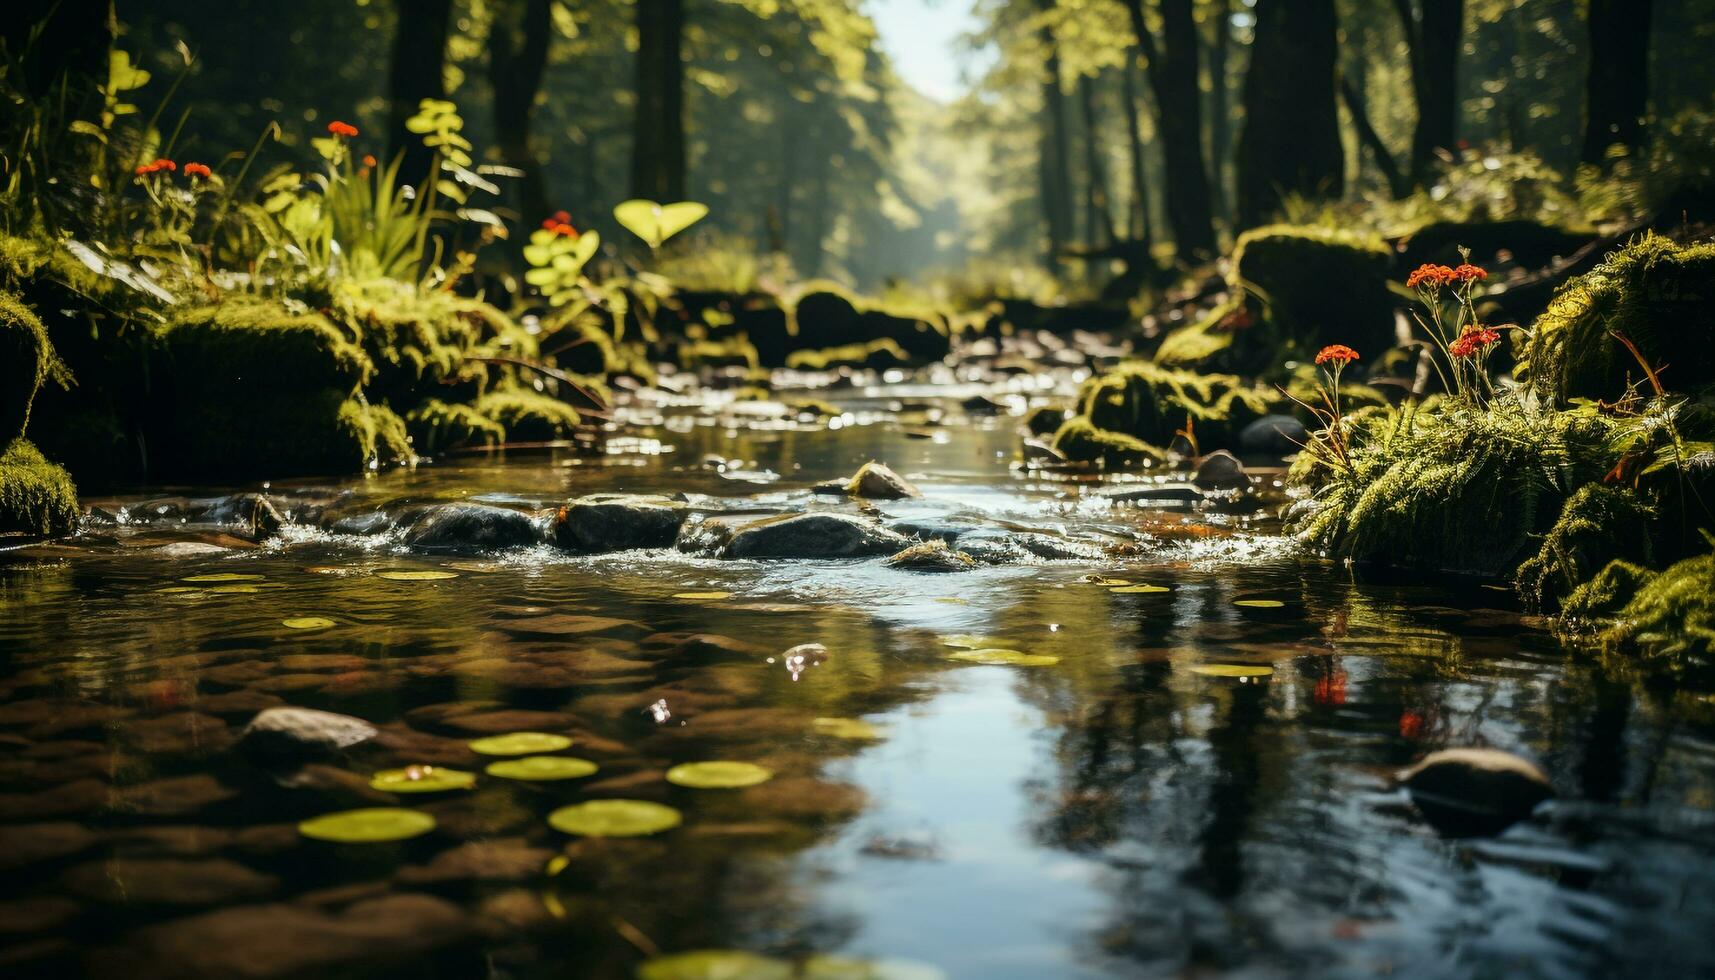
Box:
left=614, top=199, right=708, bottom=248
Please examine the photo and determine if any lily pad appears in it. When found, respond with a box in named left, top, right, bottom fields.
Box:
left=468, top=731, right=573, bottom=756
left=673, top=591, right=733, bottom=600
left=375, top=570, right=460, bottom=581
left=665, top=761, right=774, bottom=789
left=1188, top=663, right=1274, bottom=678
left=636, top=950, right=792, bottom=980
left=181, top=573, right=264, bottom=583
left=210, top=584, right=263, bottom=594
left=548, top=799, right=683, bottom=837
left=368, top=765, right=478, bottom=793
left=445, top=560, right=505, bottom=573
left=939, top=634, right=1005, bottom=650
left=812, top=717, right=883, bottom=740
left=801, top=955, right=949, bottom=979
left=485, top=756, right=598, bottom=781
left=1082, top=575, right=1131, bottom=586
left=1110, top=584, right=1170, bottom=594
left=298, top=807, right=436, bottom=843
left=1233, top=599, right=1286, bottom=609
left=945, top=649, right=1060, bottom=667
left=157, top=586, right=199, bottom=594
left=282, top=617, right=336, bottom=630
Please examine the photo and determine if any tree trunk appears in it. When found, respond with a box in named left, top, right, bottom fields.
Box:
left=489, top=0, right=554, bottom=231
left=1397, top=0, right=1463, bottom=185
left=1119, top=54, right=1155, bottom=246
left=1078, top=72, right=1116, bottom=247
left=1234, top=0, right=1343, bottom=230
left=1341, top=75, right=1409, bottom=198
left=631, top=0, right=686, bottom=201
left=3, top=0, right=114, bottom=102
left=1206, top=0, right=1232, bottom=225
left=388, top=0, right=455, bottom=188
left=1036, top=1, right=1074, bottom=270
left=1581, top=0, right=1653, bottom=165
left=1127, top=0, right=1216, bottom=262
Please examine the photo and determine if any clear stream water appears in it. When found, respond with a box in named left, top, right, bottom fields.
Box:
left=4, top=383, right=1715, bottom=979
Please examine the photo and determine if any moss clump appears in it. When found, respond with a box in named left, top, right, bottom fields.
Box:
left=785, top=338, right=908, bottom=371
left=472, top=387, right=582, bottom=442
left=678, top=335, right=760, bottom=371
left=1601, top=551, right=1715, bottom=660
left=1153, top=300, right=1242, bottom=368
left=406, top=399, right=507, bottom=452
left=1562, top=558, right=1657, bottom=621
left=0, top=438, right=78, bottom=539
left=1, top=291, right=66, bottom=444
left=1519, top=234, right=1715, bottom=404
left=1516, top=483, right=1656, bottom=611
left=1075, top=360, right=1279, bottom=451
left=1051, top=415, right=1168, bottom=468
left=1291, top=401, right=1616, bottom=576
left=791, top=284, right=862, bottom=350
left=1022, top=405, right=1068, bottom=437
left=337, top=399, right=414, bottom=467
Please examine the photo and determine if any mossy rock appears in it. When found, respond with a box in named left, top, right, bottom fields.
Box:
left=0, top=438, right=78, bottom=539
left=678, top=335, right=760, bottom=371
left=1022, top=405, right=1067, bottom=437
left=1399, top=219, right=1592, bottom=273
left=991, top=299, right=1130, bottom=335
left=856, top=309, right=951, bottom=362
left=1601, top=551, right=1715, bottom=661
left=1562, top=558, right=1657, bottom=621
left=1051, top=415, right=1167, bottom=468
left=1075, top=360, right=1279, bottom=451
left=1516, top=484, right=1656, bottom=612
left=1, top=290, right=63, bottom=445
left=1519, top=234, right=1715, bottom=404
left=406, top=399, right=506, bottom=453
left=331, top=279, right=490, bottom=402
left=786, top=338, right=909, bottom=371
left=472, top=386, right=582, bottom=442
left=791, top=286, right=862, bottom=350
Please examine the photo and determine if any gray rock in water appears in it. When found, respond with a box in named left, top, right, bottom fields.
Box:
left=329, top=512, right=394, bottom=536
left=718, top=512, right=911, bottom=559
left=886, top=516, right=982, bottom=544
left=956, top=528, right=1106, bottom=561
left=845, top=461, right=921, bottom=500
left=885, top=540, right=980, bottom=571
left=1239, top=414, right=1309, bottom=456
left=404, top=503, right=543, bottom=552
left=1095, top=483, right=1205, bottom=504
left=1020, top=437, right=1067, bottom=464
left=1191, top=450, right=1250, bottom=492
left=202, top=493, right=284, bottom=539
left=551, top=494, right=687, bottom=552
left=238, top=708, right=377, bottom=764
left=1398, top=747, right=1553, bottom=837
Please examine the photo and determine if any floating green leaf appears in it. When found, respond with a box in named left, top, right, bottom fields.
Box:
left=812, top=717, right=883, bottom=740
left=375, top=569, right=459, bottom=581
left=298, top=807, right=436, bottom=843
left=209, top=584, right=263, bottom=594
left=181, top=573, right=264, bottom=583
left=665, top=761, right=773, bottom=789
left=468, top=731, right=573, bottom=756
left=613, top=199, right=709, bottom=249
left=945, top=649, right=1060, bottom=667
left=1082, top=575, right=1131, bottom=586
left=548, top=799, right=682, bottom=837
left=485, top=756, right=598, bottom=781
left=940, top=634, right=1005, bottom=650
left=1188, top=663, right=1274, bottom=678
left=1233, top=599, right=1286, bottom=609
left=1110, top=585, right=1170, bottom=594
left=368, top=765, right=477, bottom=793
left=282, top=617, right=336, bottom=630
left=636, top=950, right=792, bottom=980
left=157, top=586, right=199, bottom=594
left=673, top=591, right=732, bottom=600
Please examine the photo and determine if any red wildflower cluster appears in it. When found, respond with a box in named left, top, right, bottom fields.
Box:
left=1315, top=344, right=1360, bottom=367
left=1406, top=263, right=1457, bottom=289
left=1451, top=263, right=1487, bottom=283
left=1449, top=326, right=1501, bottom=359
left=362, top=154, right=377, bottom=169
left=134, top=158, right=176, bottom=176
left=183, top=162, right=212, bottom=179
left=540, top=209, right=578, bottom=237
left=327, top=120, right=359, bottom=138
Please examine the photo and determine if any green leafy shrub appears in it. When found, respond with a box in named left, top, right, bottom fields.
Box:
left=0, top=438, right=77, bottom=539
left=1, top=291, right=64, bottom=444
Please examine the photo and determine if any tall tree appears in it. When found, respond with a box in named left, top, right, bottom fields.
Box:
left=630, top=0, right=686, bottom=201
left=489, top=0, right=555, bottom=229
left=1036, top=1, right=1074, bottom=269
left=1396, top=0, right=1463, bottom=185
left=1126, top=0, right=1216, bottom=262
left=1581, top=0, right=1653, bottom=165
left=388, top=0, right=454, bottom=186
left=1205, top=0, right=1233, bottom=224
left=1118, top=55, right=1155, bottom=246
left=1233, top=0, right=1343, bottom=229
left=1078, top=72, right=1117, bottom=246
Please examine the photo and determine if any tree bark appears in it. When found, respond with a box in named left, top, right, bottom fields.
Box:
left=1078, top=72, right=1117, bottom=247
left=1118, top=54, right=1155, bottom=246
left=1396, top=0, right=1463, bottom=185
left=1340, top=76, right=1409, bottom=199
left=1206, top=0, right=1232, bottom=224
left=388, top=0, right=455, bottom=188
left=1127, top=0, right=1216, bottom=262
left=489, top=0, right=554, bottom=230
left=1581, top=0, right=1653, bottom=165
left=1234, top=0, right=1343, bottom=230
left=1036, top=0, right=1074, bottom=270
left=631, top=0, right=687, bottom=201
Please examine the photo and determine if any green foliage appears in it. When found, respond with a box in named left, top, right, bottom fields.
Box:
left=1562, top=559, right=1657, bottom=622
left=1515, top=484, right=1656, bottom=612
left=522, top=228, right=600, bottom=306
left=472, top=386, right=583, bottom=442
left=0, top=438, right=78, bottom=538
left=1601, top=551, right=1715, bottom=662
left=613, top=199, right=708, bottom=250
left=405, top=399, right=506, bottom=453
left=0, top=290, right=66, bottom=444
left=1076, top=359, right=1279, bottom=450
left=1519, top=234, right=1715, bottom=405
left=336, top=397, right=413, bottom=469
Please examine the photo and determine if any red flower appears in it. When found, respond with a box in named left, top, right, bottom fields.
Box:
left=1399, top=710, right=1424, bottom=739
left=134, top=164, right=152, bottom=176
left=134, top=158, right=177, bottom=176
left=553, top=209, right=571, bottom=223
left=1406, top=263, right=1457, bottom=289
left=362, top=154, right=377, bottom=168
left=1315, top=344, right=1360, bottom=367
left=183, top=162, right=212, bottom=179
left=1449, top=326, right=1501, bottom=359
left=1452, top=263, right=1487, bottom=283
left=327, top=120, right=359, bottom=138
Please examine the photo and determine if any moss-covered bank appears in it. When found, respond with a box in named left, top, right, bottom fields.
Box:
left=0, top=438, right=77, bottom=538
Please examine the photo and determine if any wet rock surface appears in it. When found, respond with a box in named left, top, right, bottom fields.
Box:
left=708, top=512, right=912, bottom=559
left=238, top=707, right=378, bottom=764
left=1398, top=747, right=1555, bottom=837
left=551, top=493, right=687, bottom=552
left=403, top=502, right=543, bottom=551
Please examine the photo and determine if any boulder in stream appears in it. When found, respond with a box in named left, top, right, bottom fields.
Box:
left=1398, top=747, right=1553, bottom=837
left=551, top=493, right=688, bottom=552
left=1192, top=450, right=1250, bottom=492
left=238, top=707, right=378, bottom=764
left=845, top=461, right=921, bottom=500
left=403, top=502, right=543, bottom=551
left=714, top=512, right=911, bottom=559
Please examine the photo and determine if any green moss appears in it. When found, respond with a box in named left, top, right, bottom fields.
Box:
left=405, top=399, right=507, bottom=452
left=1602, top=551, right=1715, bottom=660
left=1076, top=360, right=1279, bottom=451
left=1, top=291, right=65, bottom=444
left=785, top=337, right=908, bottom=371
left=1519, top=234, right=1715, bottom=404
left=1213, top=224, right=1396, bottom=372
left=337, top=399, right=414, bottom=467
left=1516, top=484, right=1656, bottom=611
left=473, top=387, right=582, bottom=441
left=1153, top=302, right=1238, bottom=369
left=1022, top=405, right=1068, bottom=437
left=1562, top=558, right=1657, bottom=621
left=678, top=335, right=760, bottom=371
left=0, top=438, right=78, bottom=539
left=1051, top=415, right=1168, bottom=468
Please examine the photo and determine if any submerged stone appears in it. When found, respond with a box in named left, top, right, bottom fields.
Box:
left=59, top=856, right=279, bottom=905
left=550, top=493, right=687, bottom=552
left=1398, top=747, right=1553, bottom=837
left=885, top=540, right=979, bottom=571
left=239, top=707, right=378, bottom=764
left=403, top=502, right=543, bottom=551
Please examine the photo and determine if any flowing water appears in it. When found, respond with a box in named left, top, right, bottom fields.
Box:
left=5, top=383, right=1715, bottom=979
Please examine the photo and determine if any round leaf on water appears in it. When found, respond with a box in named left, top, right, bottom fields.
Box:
left=945, top=649, right=1060, bottom=667
left=665, top=761, right=773, bottom=789
left=181, top=573, right=264, bottom=583
left=1110, top=584, right=1170, bottom=594
left=636, top=950, right=792, bottom=980
left=673, top=591, right=732, bottom=601
left=1233, top=599, right=1286, bottom=609
left=368, top=765, right=477, bottom=793
left=210, top=584, right=262, bottom=594
left=1188, top=663, right=1274, bottom=678
left=283, top=617, right=335, bottom=630
left=298, top=807, right=435, bottom=843
left=812, top=717, right=883, bottom=740
left=940, top=634, right=1005, bottom=650
left=485, top=756, right=598, bottom=781
left=548, top=799, right=682, bottom=837
left=375, top=569, right=459, bottom=581
left=801, top=955, right=949, bottom=980
left=468, top=731, right=573, bottom=756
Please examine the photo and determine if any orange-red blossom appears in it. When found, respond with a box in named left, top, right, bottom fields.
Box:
left=134, top=158, right=177, bottom=176
left=327, top=120, right=359, bottom=138
left=1315, top=344, right=1360, bottom=367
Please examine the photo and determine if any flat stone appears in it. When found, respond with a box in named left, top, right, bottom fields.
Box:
left=716, top=512, right=911, bottom=559
left=0, top=821, right=101, bottom=870
left=239, top=707, right=378, bottom=763
left=1095, top=483, right=1205, bottom=504
left=550, top=494, right=687, bottom=552
left=0, top=779, right=109, bottom=821
left=113, top=775, right=237, bottom=817
left=404, top=502, right=543, bottom=552
left=0, top=895, right=81, bottom=935
left=885, top=540, right=979, bottom=571
left=394, top=839, right=553, bottom=885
